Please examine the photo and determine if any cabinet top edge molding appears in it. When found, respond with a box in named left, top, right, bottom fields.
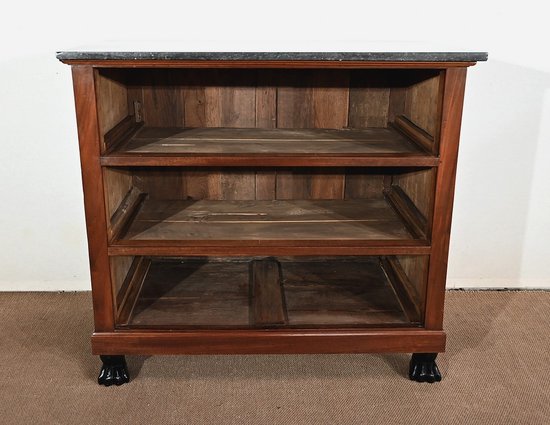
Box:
left=56, top=51, right=488, bottom=65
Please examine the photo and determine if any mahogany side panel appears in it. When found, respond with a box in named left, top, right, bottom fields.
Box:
left=71, top=66, right=115, bottom=331
left=424, top=68, right=467, bottom=330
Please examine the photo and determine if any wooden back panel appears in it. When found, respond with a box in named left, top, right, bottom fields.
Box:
left=96, top=69, right=440, bottom=239
left=114, top=69, right=441, bottom=133
left=132, top=168, right=386, bottom=201
left=92, top=69, right=438, bottom=203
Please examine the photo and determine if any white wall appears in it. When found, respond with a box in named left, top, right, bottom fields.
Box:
left=1, top=0, right=549, bottom=290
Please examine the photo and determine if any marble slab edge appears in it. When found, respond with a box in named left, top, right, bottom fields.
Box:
left=56, top=51, right=488, bottom=62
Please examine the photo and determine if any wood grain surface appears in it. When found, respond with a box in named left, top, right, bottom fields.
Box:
left=119, top=198, right=414, bottom=242
left=118, top=257, right=418, bottom=330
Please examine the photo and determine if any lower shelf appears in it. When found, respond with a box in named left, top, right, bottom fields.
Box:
left=116, top=256, right=423, bottom=330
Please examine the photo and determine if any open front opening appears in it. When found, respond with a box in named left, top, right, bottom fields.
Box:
left=104, top=167, right=434, bottom=247
left=113, top=256, right=428, bottom=330
left=95, top=68, right=443, bottom=160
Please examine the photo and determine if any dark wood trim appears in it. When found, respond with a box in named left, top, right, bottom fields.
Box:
left=100, top=154, right=439, bottom=168
left=110, top=239, right=427, bottom=248
left=380, top=257, right=421, bottom=323
left=71, top=66, right=115, bottom=331
left=61, top=59, right=476, bottom=69
left=392, top=115, right=435, bottom=154
left=103, top=115, right=143, bottom=155
left=108, top=237, right=431, bottom=257
left=424, top=68, right=467, bottom=330
left=116, top=258, right=150, bottom=326
left=433, top=71, right=447, bottom=154
left=384, top=186, right=428, bottom=240
left=92, top=329, right=446, bottom=355
left=108, top=244, right=431, bottom=257
left=108, top=189, right=146, bottom=241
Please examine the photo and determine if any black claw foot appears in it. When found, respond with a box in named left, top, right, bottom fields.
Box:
left=409, top=353, right=442, bottom=383
left=98, top=355, right=130, bottom=386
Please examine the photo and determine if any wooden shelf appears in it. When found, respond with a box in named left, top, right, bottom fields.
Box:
left=109, top=197, right=429, bottom=255
left=116, top=257, right=421, bottom=329
left=101, top=126, right=438, bottom=167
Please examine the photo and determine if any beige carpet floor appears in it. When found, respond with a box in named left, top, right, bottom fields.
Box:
left=0, top=291, right=549, bottom=424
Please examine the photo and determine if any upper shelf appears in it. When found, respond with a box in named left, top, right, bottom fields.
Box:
left=101, top=125, right=439, bottom=167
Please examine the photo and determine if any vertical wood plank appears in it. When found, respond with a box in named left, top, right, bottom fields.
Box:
left=344, top=173, right=385, bottom=199
left=214, top=71, right=256, bottom=198
left=277, top=70, right=348, bottom=199
left=221, top=71, right=256, bottom=199
left=255, top=171, right=276, bottom=200
left=219, top=171, right=256, bottom=200
left=203, top=85, right=223, bottom=127
left=349, top=87, right=390, bottom=128
left=219, top=74, right=256, bottom=127
left=183, top=70, right=208, bottom=127
left=276, top=71, right=313, bottom=199
left=425, top=67, right=467, bottom=330
left=310, top=71, right=348, bottom=199
left=255, top=70, right=278, bottom=200
left=71, top=66, right=115, bottom=332
left=276, top=170, right=310, bottom=200
left=251, top=259, right=286, bottom=326
left=348, top=71, right=389, bottom=128
left=184, top=69, right=257, bottom=128
left=141, top=70, right=185, bottom=127
left=181, top=171, right=210, bottom=200
left=312, top=70, right=349, bottom=128
left=277, top=70, right=314, bottom=128
left=204, top=170, right=223, bottom=200
left=310, top=169, right=346, bottom=200
left=255, top=71, right=277, bottom=128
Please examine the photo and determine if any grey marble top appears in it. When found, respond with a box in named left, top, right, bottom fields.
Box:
left=56, top=51, right=488, bottom=62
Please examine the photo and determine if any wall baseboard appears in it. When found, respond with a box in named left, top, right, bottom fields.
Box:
left=0, top=280, right=91, bottom=291
left=1, top=279, right=550, bottom=292
left=447, top=278, right=550, bottom=290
